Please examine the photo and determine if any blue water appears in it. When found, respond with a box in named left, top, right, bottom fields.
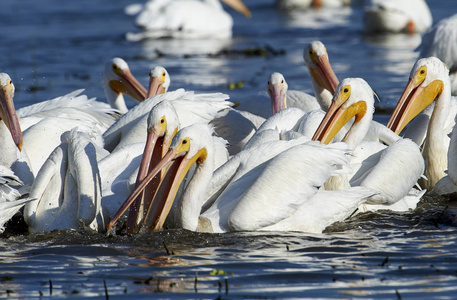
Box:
left=1, top=0, right=457, bottom=298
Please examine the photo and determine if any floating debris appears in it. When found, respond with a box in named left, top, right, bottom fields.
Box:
left=104, top=280, right=109, bottom=300
left=163, top=240, right=174, bottom=255
left=380, top=256, right=389, bottom=266
left=227, top=80, right=245, bottom=89
left=225, top=278, right=229, bottom=295
left=212, top=45, right=286, bottom=58
left=210, top=269, right=227, bottom=275
left=147, top=45, right=286, bottom=59
left=194, top=272, right=198, bottom=293
left=209, top=269, right=234, bottom=276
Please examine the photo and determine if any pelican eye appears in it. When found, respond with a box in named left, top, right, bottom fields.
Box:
left=420, top=69, right=425, bottom=75
left=343, top=88, right=349, bottom=93
left=9, top=80, right=12, bottom=85
left=112, top=64, right=118, bottom=70
left=182, top=139, right=188, bottom=145
left=160, top=118, right=165, bottom=124
left=281, top=79, right=284, bottom=83
left=162, top=71, right=166, bottom=77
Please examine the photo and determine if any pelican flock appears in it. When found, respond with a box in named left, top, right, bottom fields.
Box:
left=3, top=0, right=457, bottom=236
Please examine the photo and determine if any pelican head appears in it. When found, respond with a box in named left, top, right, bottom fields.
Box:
left=108, top=124, right=212, bottom=232
left=104, top=57, right=147, bottom=103
left=0, top=73, right=23, bottom=151
left=387, top=57, right=449, bottom=134
left=303, top=41, right=339, bottom=107
left=137, top=100, right=181, bottom=186
left=313, top=78, right=373, bottom=148
left=146, top=66, right=171, bottom=98
left=267, top=72, right=288, bottom=115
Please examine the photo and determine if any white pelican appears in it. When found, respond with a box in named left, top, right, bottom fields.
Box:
left=146, top=66, right=171, bottom=98
left=312, top=78, right=425, bottom=209
left=109, top=123, right=378, bottom=233
left=0, top=74, right=24, bottom=171
left=103, top=58, right=148, bottom=113
left=125, top=0, right=251, bottom=40
left=363, top=0, right=432, bottom=34
left=24, top=129, right=106, bottom=233
left=212, top=72, right=313, bottom=154
left=234, top=72, right=321, bottom=119
left=211, top=72, right=302, bottom=155
left=121, top=101, right=180, bottom=233
left=0, top=166, right=33, bottom=233
left=275, top=0, right=350, bottom=10
left=22, top=126, right=145, bottom=233
left=303, top=41, right=339, bottom=110
left=387, top=57, right=457, bottom=190
left=419, top=13, right=457, bottom=96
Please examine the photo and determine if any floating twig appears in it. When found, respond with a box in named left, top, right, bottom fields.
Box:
left=194, top=271, right=198, bottom=293
left=380, top=256, right=389, bottom=266
left=104, top=280, right=109, bottom=300
left=163, top=241, right=172, bottom=255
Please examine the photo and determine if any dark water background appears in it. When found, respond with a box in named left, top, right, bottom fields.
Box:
left=1, top=0, right=457, bottom=298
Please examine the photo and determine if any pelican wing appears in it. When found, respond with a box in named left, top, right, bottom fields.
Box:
left=103, top=89, right=231, bottom=151
left=262, top=187, right=377, bottom=233
left=227, top=142, right=351, bottom=231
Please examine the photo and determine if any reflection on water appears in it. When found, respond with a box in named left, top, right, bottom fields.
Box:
left=364, top=33, right=422, bottom=76
left=280, top=6, right=353, bottom=29
left=136, top=37, right=232, bottom=58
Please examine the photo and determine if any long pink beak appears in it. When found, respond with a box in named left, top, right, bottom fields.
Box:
left=0, top=85, right=23, bottom=151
